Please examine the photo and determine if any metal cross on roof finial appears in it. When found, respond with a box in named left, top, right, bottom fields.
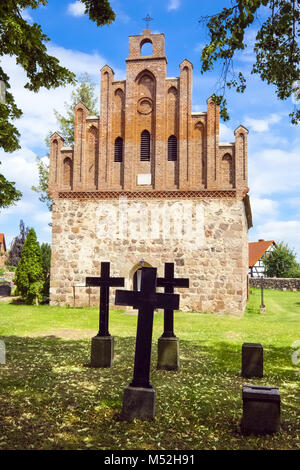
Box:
left=143, top=13, right=153, bottom=29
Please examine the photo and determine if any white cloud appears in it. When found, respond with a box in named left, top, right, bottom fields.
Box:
left=167, top=0, right=181, bottom=11
left=0, top=199, right=37, bottom=220
left=47, top=44, right=125, bottom=81
left=67, top=1, right=85, bottom=17
left=0, top=150, right=39, bottom=190
left=254, top=220, right=300, bottom=261
left=244, top=113, right=282, bottom=133
left=33, top=211, right=52, bottom=226
left=47, top=44, right=105, bottom=78
left=237, top=29, right=257, bottom=63
left=219, top=123, right=234, bottom=142
left=250, top=196, right=279, bottom=220
left=20, top=9, right=33, bottom=22
left=249, top=146, right=300, bottom=196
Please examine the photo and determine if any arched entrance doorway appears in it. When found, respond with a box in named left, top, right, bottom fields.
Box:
left=130, top=260, right=153, bottom=291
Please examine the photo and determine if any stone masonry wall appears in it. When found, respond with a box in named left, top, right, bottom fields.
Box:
left=50, top=197, right=249, bottom=315
left=249, top=277, right=300, bottom=290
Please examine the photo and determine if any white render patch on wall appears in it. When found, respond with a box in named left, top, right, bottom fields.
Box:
left=50, top=198, right=248, bottom=315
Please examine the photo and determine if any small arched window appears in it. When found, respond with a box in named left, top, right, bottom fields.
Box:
left=114, top=137, right=123, bottom=162
left=168, top=135, right=177, bottom=161
left=140, top=130, right=150, bottom=161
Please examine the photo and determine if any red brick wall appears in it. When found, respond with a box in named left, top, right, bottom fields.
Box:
left=49, top=30, right=249, bottom=197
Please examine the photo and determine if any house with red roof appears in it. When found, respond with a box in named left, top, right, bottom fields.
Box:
left=249, top=239, right=277, bottom=277
left=0, top=233, right=7, bottom=268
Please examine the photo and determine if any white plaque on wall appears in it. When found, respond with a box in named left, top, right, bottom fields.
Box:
left=137, top=173, right=152, bottom=185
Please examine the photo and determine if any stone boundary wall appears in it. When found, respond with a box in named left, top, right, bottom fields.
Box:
left=249, top=277, right=300, bottom=290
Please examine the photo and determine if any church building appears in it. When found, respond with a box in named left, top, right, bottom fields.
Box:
left=49, top=29, right=252, bottom=315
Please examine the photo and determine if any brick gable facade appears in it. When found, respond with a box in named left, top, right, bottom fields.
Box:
left=49, top=30, right=251, bottom=315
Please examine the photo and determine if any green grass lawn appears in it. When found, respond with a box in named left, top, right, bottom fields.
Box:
left=0, top=288, right=299, bottom=450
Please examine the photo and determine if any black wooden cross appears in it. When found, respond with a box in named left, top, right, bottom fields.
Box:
left=157, top=263, right=189, bottom=338
left=86, top=262, right=124, bottom=337
left=115, top=267, right=179, bottom=388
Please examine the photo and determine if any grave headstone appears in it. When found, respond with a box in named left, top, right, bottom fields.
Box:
left=241, top=385, right=281, bottom=435
left=156, top=263, right=189, bottom=370
left=115, top=267, right=180, bottom=421
left=242, top=342, right=263, bottom=378
left=86, top=262, right=124, bottom=367
left=0, top=284, right=11, bottom=297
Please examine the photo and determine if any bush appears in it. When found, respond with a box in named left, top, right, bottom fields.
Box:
left=15, top=228, right=43, bottom=305
left=5, top=264, right=16, bottom=272
left=262, top=241, right=300, bottom=278
left=40, top=243, right=51, bottom=299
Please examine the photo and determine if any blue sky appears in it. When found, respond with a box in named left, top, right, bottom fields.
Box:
left=0, top=0, right=299, bottom=260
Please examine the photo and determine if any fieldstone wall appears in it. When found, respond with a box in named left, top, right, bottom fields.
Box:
left=50, top=197, right=249, bottom=315
left=249, top=277, right=300, bottom=290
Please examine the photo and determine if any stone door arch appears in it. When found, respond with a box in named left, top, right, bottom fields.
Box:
left=130, top=261, right=153, bottom=291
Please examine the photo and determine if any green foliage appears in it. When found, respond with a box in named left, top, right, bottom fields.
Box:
left=200, top=1, right=299, bottom=123
left=0, top=173, right=22, bottom=208
left=0, top=0, right=115, bottom=208
left=80, top=0, right=115, bottom=27
left=15, top=228, right=43, bottom=304
left=262, top=241, right=300, bottom=277
left=32, top=73, right=98, bottom=210
left=0, top=288, right=299, bottom=449
left=0, top=0, right=76, bottom=154
left=31, top=156, right=51, bottom=210
left=4, top=263, right=16, bottom=272
left=40, top=242, right=51, bottom=298
left=54, top=73, right=98, bottom=145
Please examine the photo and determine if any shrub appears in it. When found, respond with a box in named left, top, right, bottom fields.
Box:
left=15, top=228, right=43, bottom=305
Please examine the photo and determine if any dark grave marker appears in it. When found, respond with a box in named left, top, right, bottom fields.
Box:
left=0, top=283, right=11, bottom=297
left=242, top=342, right=263, bottom=378
left=241, top=385, right=281, bottom=435
left=86, top=262, right=124, bottom=367
left=115, top=267, right=180, bottom=421
left=156, top=262, right=189, bottom=370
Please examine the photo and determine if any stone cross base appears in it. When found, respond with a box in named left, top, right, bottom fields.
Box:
left=241, top=385, right=281, bottom=435
left=260, top=306, right=266, bottom=314
left=90, top=335, right=114, bottom=368
left=121, top=386, right=156, bottom=421
left=157, top=336, right=180, bottom=370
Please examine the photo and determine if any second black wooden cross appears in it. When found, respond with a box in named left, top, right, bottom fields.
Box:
left=86, top=262, right=124, bottom=337
left=157, top=263, right=189, bottom=337
left=115, top=267, right=179, bottom=388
